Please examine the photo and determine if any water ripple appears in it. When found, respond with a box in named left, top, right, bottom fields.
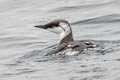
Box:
left=50, top=0, right=115, bottom=12
left=72, top=14, right=120, bottom=25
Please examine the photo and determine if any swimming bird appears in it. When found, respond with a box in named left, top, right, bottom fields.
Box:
left=34, top=19, right=94, bottom=55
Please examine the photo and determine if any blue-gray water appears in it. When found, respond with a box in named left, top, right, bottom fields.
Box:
left=0, top=0, right=120, bottom=80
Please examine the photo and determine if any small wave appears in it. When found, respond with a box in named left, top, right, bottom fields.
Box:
left=72, top=14, right=120, bottom=25
left=1, top=40, right=120, bottom=79
left=50, top=0, right=114, bottom=12
left=10, top=40, right=120, bottom=64
left=93, top=40, right=120, bottom=55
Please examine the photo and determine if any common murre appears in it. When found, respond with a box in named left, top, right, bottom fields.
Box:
left=34, top=19, right=94, bottom=55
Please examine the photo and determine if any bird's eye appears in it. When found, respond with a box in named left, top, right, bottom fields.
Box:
left=53, top=22, right=59, bottom=27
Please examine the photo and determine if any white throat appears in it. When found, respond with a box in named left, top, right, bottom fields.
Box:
left=59, top=22, right=71, bottom=39
left=59, top=30, right=66, bottom=40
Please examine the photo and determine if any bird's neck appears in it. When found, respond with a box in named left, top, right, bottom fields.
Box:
left=59, top=31, right=74, bottom=45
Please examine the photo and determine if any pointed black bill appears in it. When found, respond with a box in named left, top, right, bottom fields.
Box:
left=34, top=25, right=47, bottom=29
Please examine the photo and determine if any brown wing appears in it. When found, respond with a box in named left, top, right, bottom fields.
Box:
left=54, top=41, right=94, bottom=54
left=79, top=40, right=94, bottom=48
left=54, top=43, right=67, bottom=53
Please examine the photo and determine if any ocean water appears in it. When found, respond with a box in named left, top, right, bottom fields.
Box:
left=0, top=0, right=120, bottom=80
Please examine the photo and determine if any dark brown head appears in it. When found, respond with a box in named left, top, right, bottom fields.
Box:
left=34, top=19, right=72, bottom=39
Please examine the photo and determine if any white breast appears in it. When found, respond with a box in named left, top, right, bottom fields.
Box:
left=57, top=48, right=79, bottom=55
left=66, top=50, right=79, bottom=55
